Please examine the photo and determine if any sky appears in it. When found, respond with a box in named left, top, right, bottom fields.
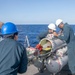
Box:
left=0, top=0, right=75, bottom=24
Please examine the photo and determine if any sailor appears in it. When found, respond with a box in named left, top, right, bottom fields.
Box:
left=0, top=22, right=4, bottom=41
left=37, top=23, right=56, bottom=40
left=0, top=22, right=28, bottom=75
left=53, top=19, right=75, bottom=75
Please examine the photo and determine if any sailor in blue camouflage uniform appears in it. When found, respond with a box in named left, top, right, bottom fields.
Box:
left=37, top=23, right=56, bottom=40
left=0, top=22, right=28, bottom=75
left=53, top=19, right=75, bottom=75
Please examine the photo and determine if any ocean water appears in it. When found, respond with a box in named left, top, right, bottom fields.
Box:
left=17, top=24, right=75, bottom=47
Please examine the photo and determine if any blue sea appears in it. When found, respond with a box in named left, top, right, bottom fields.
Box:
left=17, top=24, right=75, bottom=47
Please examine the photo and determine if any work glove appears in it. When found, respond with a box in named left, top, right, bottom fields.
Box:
left=35, top=44, right=42, bottom=51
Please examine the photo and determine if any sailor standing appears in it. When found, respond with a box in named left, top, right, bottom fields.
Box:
left=37, top=23, right=56, bottom=40
left=0, top=22, right=28, bottom=75
left=53, top=19, right=75, bottom=75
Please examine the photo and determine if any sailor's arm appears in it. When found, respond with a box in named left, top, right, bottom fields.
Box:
left=58, top=26, right=70, bottom=41
left=53, top=27, right=70, bottom=41
left=18, top=48, right=28, bottom=74
left=37, top=31, right=48, bottom=40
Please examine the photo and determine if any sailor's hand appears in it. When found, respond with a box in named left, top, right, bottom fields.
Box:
left=53, top=32, right=58, bottom=37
